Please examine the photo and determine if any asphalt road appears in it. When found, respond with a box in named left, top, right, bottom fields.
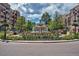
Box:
left=0, top=41, right=79, bottom=56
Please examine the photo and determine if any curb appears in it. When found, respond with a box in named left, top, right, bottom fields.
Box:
left=13, top=39, right=79, bottom=43
left=0, top=39, right=79, bottom=43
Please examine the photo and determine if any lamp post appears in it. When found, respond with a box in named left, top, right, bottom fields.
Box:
left=2, top=9, right=8, bottom=42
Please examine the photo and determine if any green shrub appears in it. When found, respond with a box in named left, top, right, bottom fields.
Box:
left=0, top=31, right=4, bottom=39
left=2, top=32, right=79, bottom=41
left=7, top=35, right=23, bottom=40
left=73, top=33, right=79, bottom=39
left=51, top=33, right=61, bottom=40
left=62, top=35, right=73, bottom=40
left=62, top=33, right=76, bottom=40
left=22, top=34, right=27, bottom=40
left=24, top=34, right=62, bottom=40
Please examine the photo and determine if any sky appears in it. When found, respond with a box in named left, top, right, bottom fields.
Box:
left=9, top=3, right=78, bottom=23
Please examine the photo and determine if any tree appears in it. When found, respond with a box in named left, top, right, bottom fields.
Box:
left=48, top=20, right=59, bottom=31
left=16, top=16, right=26, bottom=32
left=48, top=11, right=64, bottom=32
left=41, top=12, right=51, bottom=24
left=26, top=20, right=35, bottom=31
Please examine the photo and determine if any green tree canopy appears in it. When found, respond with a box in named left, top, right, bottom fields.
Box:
left=48, top=11, right=64, bottom=31
left=26, top=20, right=35, bottom=31
left=41, top=12, right=51, bottom=24
left=16, top=16, right=26, bottom=30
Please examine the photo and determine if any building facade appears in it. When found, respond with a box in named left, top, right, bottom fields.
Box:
left=0, top=3, right=20, bottom=30
left=64, top=5, right=79, bottom=33
left=9, top=10, right=20, bottom=30
left=0, top=3, right=11, bottom=23
left=0, top=3, right=12, bottom=30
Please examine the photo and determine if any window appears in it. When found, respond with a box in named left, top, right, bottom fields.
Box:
left=68, top=17, right=71, bottom=25
left=78, top=28, right=79, bottom=32
left=1, top=15, right=4, bottom=18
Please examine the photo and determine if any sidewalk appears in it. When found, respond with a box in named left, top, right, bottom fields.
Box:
left=13, top=39, right=79, bottom=43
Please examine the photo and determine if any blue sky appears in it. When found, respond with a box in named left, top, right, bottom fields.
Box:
left=10, top=3, right=78, bottom=23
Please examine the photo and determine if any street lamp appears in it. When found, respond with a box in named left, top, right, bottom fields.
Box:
left=2, top=9, right=9, bottom=42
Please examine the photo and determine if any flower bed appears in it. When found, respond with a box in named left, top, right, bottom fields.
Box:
left=0, top=32, right=79, bottom=40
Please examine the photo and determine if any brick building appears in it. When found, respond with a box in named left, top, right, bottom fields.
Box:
left=64, top=5, right=79, bottom=33
left=0, top=3, right=20, bottom=30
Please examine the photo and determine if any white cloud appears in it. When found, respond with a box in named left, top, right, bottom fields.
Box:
left=10, top=3, right=24, bottom=10
left=21, top=6, right=27, bottom=12
left=27, top=14, right=41, bottom=18
left=10, top=3, right=79, bottom=23
left=41, top=4, right=61, bottom=16
left=28, top=8, right=34, bottom=13
left=41, top=3, right=78, bottom=16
